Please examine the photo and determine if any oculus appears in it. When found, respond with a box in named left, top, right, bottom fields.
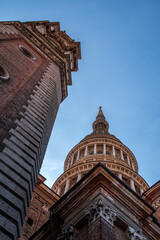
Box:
left=19, top=45, right=36, bottom=60
left=0, top=65, right=10, bottom=83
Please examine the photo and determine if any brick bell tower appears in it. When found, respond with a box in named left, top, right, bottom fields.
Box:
left=0, top=21, right=81, bottom=240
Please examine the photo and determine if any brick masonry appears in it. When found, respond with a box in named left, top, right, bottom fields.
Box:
left=19, top=175, right=59, bottom=240
left=87, top=217, right=115, bottom=240
left=0, top=20, right=81, bottom=240
left=0, top=27, right=62, bottom=239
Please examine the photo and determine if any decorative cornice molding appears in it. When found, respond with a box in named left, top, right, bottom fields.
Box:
left=52, top=161, right=148, bottom=192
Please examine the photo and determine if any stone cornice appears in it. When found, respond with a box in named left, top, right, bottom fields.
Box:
left=1, top=21, right=81, bottom=101
left=52, top=162, right=149, bottom=198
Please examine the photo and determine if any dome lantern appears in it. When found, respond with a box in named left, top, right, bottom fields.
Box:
left=92, top=107, right=109, bottom=134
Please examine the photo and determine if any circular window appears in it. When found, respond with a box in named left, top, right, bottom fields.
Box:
left=0, top=65, right=10, bottom=83
left=19, top=45, right=36, bottom=61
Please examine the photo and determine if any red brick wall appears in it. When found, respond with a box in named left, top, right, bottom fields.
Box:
left=19, top=184, right=58, bottom=240
left=88, top=218, right=115, bottom=240
left=0, top=33, right=49, bottom=148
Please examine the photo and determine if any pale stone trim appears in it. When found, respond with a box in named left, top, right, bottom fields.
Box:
left=84, top=145, right=88, bottom=157
left=112, top=145, right=116, bottom=157
left=77, top=173, right=82, bottom=182
left=57, top=187, right=61, bottom=196
left=0, top=24, right=19, bottom=34
left=53, top=161, right=148, bottom=194
left=64, top=178, right=70, bottom=194
left=76, top=150, right=80, bottom=161
left=94, top=143, right=97, bottom=154
left=120, top=149, right=124, bottom=160
left=64, top=139, right=138, bottom=173
left=70, top=155, right=74, bottom=166
left=130, top=179, right=136, bottom=192
left=118, top=173, right=122, bottom=180
left=127, top=155, right=131, bottom=166
left=103, top=143, right=106, bottom=154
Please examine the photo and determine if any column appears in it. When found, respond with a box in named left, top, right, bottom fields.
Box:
left=76, top=150, right=80, bottom=161
left=64, top=178, right=70, bottom=194
left=57, top=187, right=61, bottom=196
left=127, top=155, right=131, bottom=166
left=140, top=187, right=144, bottom=195
left=103, top=143, right=106, bottom=154
left=67, top=162, right=70, bottom=170
left=112, top=145, right=116, bottom=157
left=132, top=162, right=135, bottom=171
left=130, top=179, right=136, bottom=191
left=70, top=155, right=74, bottom=166
left=118, top=173, right=122, bottom=180
left=120, top=149, right=124, bottom=160
left=84, top=146, right=88, bottom=157
left=94, top=143, right=97, bottom=154
left=77, top=173, right=82, bottom=182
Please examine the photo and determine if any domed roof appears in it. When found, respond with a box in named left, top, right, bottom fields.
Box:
left=52, top=107, right=149, bottom=197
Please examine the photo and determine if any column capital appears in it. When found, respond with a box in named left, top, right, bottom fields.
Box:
left=125, top=226, right=146, bottom=240
left=85, top=199, right=117, bottom=226
left=57, top=224, right=76, bottom=240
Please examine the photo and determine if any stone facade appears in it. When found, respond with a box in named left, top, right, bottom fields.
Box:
left=0, top=21, right=80, bottom=240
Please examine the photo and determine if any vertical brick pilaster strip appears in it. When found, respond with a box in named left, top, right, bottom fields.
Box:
left=88, top=217, right=116, bottom=240
left=0, top=62, right=62, bottom=240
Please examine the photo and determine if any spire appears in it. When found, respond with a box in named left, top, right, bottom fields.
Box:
left=96, top=106, right=105, bottom=120
left=92, top=107, right=109, bottom=134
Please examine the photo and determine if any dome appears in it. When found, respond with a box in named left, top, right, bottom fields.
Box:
left=52, top=107, right=149, bottom=197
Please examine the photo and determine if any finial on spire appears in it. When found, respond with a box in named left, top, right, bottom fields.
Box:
left=96, top=106, right=105, bottom=120
left=92, top=107, right=109, bottom=133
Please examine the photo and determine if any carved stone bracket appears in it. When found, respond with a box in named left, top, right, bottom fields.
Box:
left=85, top=199, right=117, bottom=226
left=152, top=198, right=160, bottom=209
left=125, top=226, right=146, bottom=240
left=57, top=224, right=76, bottom=240
left=42, top=202, right=49, bottom=211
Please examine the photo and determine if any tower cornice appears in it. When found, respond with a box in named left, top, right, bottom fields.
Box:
left=1, top=21, right=81, bottom=101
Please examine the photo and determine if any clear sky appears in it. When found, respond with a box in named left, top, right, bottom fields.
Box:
left=1, top=0, right=160, bottom=188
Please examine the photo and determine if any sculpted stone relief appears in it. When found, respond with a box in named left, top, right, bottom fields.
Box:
left=85, top=198, right=117, bottom=226
left=152, top=198, right=160, bottom=209
left=125, top=226, right=146, bottom=240
left=57, top=224, right=76, bottom=240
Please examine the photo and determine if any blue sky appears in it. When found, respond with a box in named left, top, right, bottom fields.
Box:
left=1, top=0, right=160, bottom=187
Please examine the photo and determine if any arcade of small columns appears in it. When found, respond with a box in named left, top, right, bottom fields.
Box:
left=52, top=139, right=149, bottom=197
